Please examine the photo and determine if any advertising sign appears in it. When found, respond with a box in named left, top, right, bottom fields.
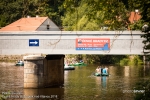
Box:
left=76, top=38, right=110, bottom=50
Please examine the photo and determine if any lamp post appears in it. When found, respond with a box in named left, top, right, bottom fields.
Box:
left=142, top=24, right=149, bottom=33
left=134, top=9, right=139, bottom=23
left=142, top=24, right=150, bottom=65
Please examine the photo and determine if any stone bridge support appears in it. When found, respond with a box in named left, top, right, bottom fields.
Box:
left=23, top=54, right=65, bottom=88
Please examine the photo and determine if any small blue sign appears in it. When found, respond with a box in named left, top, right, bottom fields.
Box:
left=29, top=39, right=39, bottom=46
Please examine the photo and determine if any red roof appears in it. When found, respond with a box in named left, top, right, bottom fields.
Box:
left=0, top=17, right=48, bottom=31
left=129, top=12, right=141, bottom=23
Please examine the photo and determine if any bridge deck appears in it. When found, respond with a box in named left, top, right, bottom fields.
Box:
left=0, top=31, right=147, bottom=55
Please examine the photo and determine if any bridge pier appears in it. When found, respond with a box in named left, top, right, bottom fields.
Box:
left=44, top=54, right=65, bottom=87
left=23, top=55, right=45, bottom=88
left=23, top=54, right=65, bottom=88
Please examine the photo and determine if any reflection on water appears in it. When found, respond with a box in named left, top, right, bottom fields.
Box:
left=124, top=66, right=130, bottom=77
left=0, top=62, right=150, bottom=100
left=101, top=76, right=107, bottom=89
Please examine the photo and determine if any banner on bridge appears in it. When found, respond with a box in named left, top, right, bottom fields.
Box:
left=76, top=38, right=110, bottom=51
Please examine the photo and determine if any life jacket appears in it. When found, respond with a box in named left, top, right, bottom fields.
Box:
left=102, top=68, right=107, bottom=74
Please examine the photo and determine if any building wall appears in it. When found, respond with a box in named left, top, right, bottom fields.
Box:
left=0, top=31, right=145, bottom=55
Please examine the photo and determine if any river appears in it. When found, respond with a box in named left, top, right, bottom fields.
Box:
left=0, top=62, right=150, bottom=100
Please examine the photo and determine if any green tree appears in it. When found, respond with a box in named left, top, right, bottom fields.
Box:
left=0, top=0, right=64, bottom=28
left=0, top=0, right=24, bottom=27
left=62, top=0, right=129, bottom=31
left=137, top=0, right=150, bottom=50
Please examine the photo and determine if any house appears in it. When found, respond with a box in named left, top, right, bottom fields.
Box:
left=0, top=16, right=61, bottom=31
left=129, top=11, right=141, bottom=23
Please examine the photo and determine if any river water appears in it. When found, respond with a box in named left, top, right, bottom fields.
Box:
left=0, top=62, right=150, bottom=100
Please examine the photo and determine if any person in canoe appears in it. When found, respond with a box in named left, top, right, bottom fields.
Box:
left=101, top=66, right=104, bottom=74
left=95, top=66, right=101, bottom=74
left=99, top=66, right=102, bottom=74
left=102, top=66, right=109, bottom=74
left=105, top=66, right=108, bottom=73
left=80, top=60, right=84, bottom=63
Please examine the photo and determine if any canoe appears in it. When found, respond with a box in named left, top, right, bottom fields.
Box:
left=94, top=72, right=109, bottom=76
left=69, top=62, right=86, bottom=66
left=16, top=62, right=24, bottom=66
left=64, top=66, right=75, bottom=70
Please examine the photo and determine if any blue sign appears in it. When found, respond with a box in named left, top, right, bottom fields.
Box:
left=29, top=39, right=39, bottom=46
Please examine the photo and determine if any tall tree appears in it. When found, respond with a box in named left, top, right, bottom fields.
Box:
left=0, top=0, right=24, bottom=27
left=139, top=0, right=150, bottom=50
left=0, top=0, right=64, bottom=28
left=62, top=0, right=129, bottom=31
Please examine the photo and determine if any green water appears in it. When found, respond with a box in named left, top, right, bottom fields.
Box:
left=0, top=63, right=150, bottom=100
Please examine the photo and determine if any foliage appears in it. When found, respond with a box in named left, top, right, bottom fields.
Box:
left=141, top=30, right=150, bottom=50
left=0, top=0, right=149, bottom=31
left=120, top=58, right=129, bottom=66
left=66, top=54, right=143, bottom=65
left=62, top=0, right=129, bottom=31
left=129, top=20, right=144, bottom=30
left=66, top=54, right=128, bottom=65
left=120, top=55, right=143, bottom=66
left=0, top=0, right=64, bottom=28
left=0, top=0, right=24, bottom=27
left=136, top=0, right=150, bottom=50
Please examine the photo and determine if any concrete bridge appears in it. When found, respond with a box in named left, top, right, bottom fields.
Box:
left=0, top=31, right=148, bottom=55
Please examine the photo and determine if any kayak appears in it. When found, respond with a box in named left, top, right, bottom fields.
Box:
left=94, top=72, right=109, bottom=76
left=64, top=66, right=75, bottom=70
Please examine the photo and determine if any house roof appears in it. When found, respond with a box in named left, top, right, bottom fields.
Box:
left=0, top=17, right=48, bottom=31
left=129, top=12, right=141, bottom=23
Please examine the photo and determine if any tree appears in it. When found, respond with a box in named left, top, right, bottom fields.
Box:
left=62, top=0, right=129, bottom=31
left=0, top=0, right=24, bottom=27
left=0, top=0, right=64, bottom=28
left=137, top=0, right=150, bottom=50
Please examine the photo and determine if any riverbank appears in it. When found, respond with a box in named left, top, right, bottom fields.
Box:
left=0, top=53, right=44, bottom=62
left=0, top=62, right=15, bottom=67
left=65, top=54, right=144, bottom=66
left=0, top=54, right=146, bottom=66
left=0, top=55, right=23, bottom=62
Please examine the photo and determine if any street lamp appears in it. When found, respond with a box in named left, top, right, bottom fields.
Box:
left=133, top=9, right=139, bottom=22
left=135, top=9, right=139, bottom=13
left=142, top=24, right=149, bottom=33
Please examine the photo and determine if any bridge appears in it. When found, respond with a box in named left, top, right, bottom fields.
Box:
left=0, top=31, right=148, bottom=55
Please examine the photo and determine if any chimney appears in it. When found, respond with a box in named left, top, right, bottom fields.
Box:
left=27, top=15, right=30, bottom=18
left=47, top=20, right=50, bottom=30
left=36, top=15, right=39, bottom=18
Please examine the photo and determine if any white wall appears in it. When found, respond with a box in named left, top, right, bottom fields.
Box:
left=0, top=31, right=145, bottom=55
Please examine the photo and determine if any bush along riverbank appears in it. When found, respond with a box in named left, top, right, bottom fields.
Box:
left=120, top=55, right=143, bottom=66
left=65, top=54, right=143, bottom=66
